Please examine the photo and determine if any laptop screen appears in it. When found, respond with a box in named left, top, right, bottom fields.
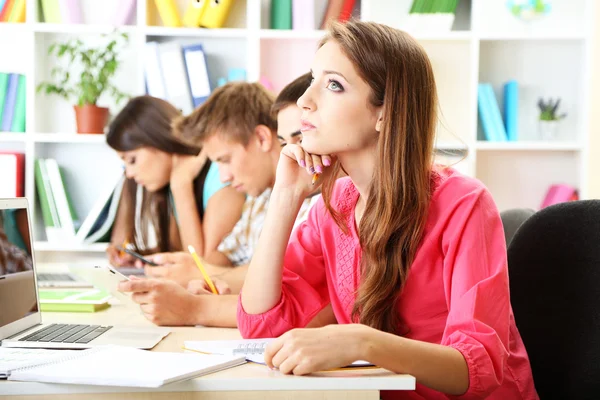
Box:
left=0, top=206, right=38, bottom=328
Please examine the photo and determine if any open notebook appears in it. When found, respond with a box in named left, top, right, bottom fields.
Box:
left=5, top=345, right=246, bottom=387
left=184, top=339, right=374, bottom=368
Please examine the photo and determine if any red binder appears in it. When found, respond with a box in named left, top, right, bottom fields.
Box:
left=0, top=152, right=25, bottom=197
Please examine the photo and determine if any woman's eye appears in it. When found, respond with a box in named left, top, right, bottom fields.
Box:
left=327, top=80, right=343, bottom=92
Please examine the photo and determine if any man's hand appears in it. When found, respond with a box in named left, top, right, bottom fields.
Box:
left=118, top=277, right=204, bottom=326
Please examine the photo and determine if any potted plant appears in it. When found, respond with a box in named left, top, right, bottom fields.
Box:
left=537, top=97, right=567, bottom=140
left=37, top=32, right=129, bottom=134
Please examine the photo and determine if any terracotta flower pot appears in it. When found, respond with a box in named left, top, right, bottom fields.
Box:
left=73, top=104, right=109, bottom=134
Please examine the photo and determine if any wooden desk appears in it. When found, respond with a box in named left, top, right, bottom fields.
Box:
left=1, top=265, right=415, bottom=399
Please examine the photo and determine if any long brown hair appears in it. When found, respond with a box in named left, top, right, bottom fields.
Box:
left=320, top=21, right=438, bottom=335
left=106, top=96, right=205, bottom=253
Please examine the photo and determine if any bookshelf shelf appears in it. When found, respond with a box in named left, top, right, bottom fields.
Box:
left=0, top=133, right=27, bottom=142
left=259, top=29, right=326, bottom=40
left=33, top=241, right=109, bottom=252
left=31, top=23, right=137, bottom=35
left=475, top=141, right=583, bottom=151
left=477, top=33, right=586, bottom=41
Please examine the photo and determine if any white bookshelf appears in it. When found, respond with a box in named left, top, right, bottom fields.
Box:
left=0, top=0, right=594, bottom=260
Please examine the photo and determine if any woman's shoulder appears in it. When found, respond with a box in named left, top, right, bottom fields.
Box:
left=431, top=165, right=497, bottom=213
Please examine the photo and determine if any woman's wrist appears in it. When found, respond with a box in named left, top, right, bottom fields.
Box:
left=170, top=178, right=194, bottom=192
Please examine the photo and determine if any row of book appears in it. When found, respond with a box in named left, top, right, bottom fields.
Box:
left=144, top=41, right=213, bottom=115
left=0, top=73, right=26, bottom=133
left=0, top=0, right=26, bottom=23
left=271, top=0, right=357, bottom=30
left=37, top=0, right=135, bottom=25
left=477, top=81, right=519, bottom=142
left=409, top=0, right=460, bottom=14
left=35, top=158, right=125, bottom=244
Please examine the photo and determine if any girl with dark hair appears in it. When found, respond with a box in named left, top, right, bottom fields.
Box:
left=105, top=96, right=244, bottom=268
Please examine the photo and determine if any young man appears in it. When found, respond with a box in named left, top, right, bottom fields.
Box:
left=118, top=76, right=325, bottom=327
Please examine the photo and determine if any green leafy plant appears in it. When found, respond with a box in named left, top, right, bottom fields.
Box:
left=37, top=32, right=130, bottom=106
left=537, top=97, right=567, bottom=121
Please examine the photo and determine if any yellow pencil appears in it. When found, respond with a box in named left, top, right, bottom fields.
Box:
left=188, top=245, right=218, bottom=295
left=311, top=173, right=319, bottom=185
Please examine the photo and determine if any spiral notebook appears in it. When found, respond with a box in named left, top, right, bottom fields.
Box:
left=183, top=339, right=374, bottom=368
left=5, top=345, right=247, bottom=387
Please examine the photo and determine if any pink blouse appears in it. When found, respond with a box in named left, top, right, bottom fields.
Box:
left=238, top=168, right=538, bottom=399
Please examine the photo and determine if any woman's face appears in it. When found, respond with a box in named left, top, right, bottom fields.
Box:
left=118, top=147, right=172, bottom=192
left=297, top=40, right=382, bottom=156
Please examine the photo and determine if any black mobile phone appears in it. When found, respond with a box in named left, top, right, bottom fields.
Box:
left=116, top=246, right=159, bottom=266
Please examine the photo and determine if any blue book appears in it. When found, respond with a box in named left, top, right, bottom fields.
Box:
left=1, top=73, right=20, bottom=132
left=503, top=80, right=519, bottom=141
left=477, top=83, right=497, bottom=142
left=182, top=44, right=212, bottom=107
left=483, top=83, right=508, bottom=142
left=0, top=72, right=9, bottom=127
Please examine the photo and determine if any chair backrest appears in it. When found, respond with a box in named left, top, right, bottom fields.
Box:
left=500, top=208, right=536, bottom=247
left=507, top=200, right=600, bottom=399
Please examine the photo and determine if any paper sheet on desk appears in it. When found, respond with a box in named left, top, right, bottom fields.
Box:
left=183, top=339, right=374, bottom=367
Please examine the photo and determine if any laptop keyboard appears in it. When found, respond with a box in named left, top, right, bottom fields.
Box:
left=37, top=273, right=76, bottom=282
left=18, top=324, right=113, bottom=344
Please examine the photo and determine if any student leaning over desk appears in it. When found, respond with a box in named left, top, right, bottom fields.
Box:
left=117, top=80, right=328, bottom=326
left=105, top=96, right=245, bottom=274
left=237, top=20, right=539, bottom=399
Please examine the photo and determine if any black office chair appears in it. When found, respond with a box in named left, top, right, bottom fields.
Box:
left=507, top=200, right=600, bottom=399
left=500, top=208, right=536, bottom=247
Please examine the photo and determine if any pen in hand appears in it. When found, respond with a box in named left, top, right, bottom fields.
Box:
left=188, top=245, right=218, bottom=295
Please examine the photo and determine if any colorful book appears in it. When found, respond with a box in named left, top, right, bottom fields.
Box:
left=503, top=80, right=519, bottom=141
left=1, top=73, right=20, bottom=132
left=10, top=74, right=26, bottom=133
left=292, top=0, right=315, bottom=30
left=153, top=0, right=182, bottom=27
left=8, top=0, right=25, bottom=22
left=477, top=83, right=497, bottom=142
left=39, top=0, right=61, bottom=23
left=199, top=0, right=233, bottom=28
left=113, top=0, right=136, bottom=25
left=338, top=0, right=357, bottom=21
left=271, top=0, right=292, bottom=29
left=0, top=0, right=14, bottom=21
left=38, top=289, right=111, bottom=313
left=0, top=72, right=9, bottom=127
left=483, top=83, right=508, bottom=142
left=182, top=44, right=211, bottom=107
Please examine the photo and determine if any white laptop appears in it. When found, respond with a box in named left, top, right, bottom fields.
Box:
left=0, top=198, right=170, bottom=350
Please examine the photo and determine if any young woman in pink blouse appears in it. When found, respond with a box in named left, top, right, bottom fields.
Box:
left=238, top=20, right=538, bottom=399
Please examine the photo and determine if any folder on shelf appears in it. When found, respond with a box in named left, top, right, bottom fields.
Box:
left=158, top=42, right=194, bottom=115
left=503, top=80, right=519, bottom=142
left=271, top=0, right=292, bottom=30
left=153, top=0, right=182, bottom=27
left=199, top=0, right=233, bottom=29
left=75, top=173, right=125, bottom=244
left=1, top=73, right=20, bottom=132
left=10, top=74, right=26, bottom=133
left=39, top=0, right=61, bottom=23
left=0, top=72, right=9, bottom=127
left=0, top=152, right=24, bottom=197
left=477, top=83, right=507, bottom=142
left=8, top=0, right=25, bottom=23
left=34, top=159, right=63, bottom=242
left=0, top=0, right=14, bottom=22
left=483, top=83, right=508, bottom=142
left=292, top=0, right=315, bottom=30
left=113, top=0, right=136, bottom=26
left=44, top=158, right=79, bottom=237
left=182, top=44, right=211, bottom=107
left=182, top=0, right=207, bottom=28
left=143, top=42, right=167, bottom=100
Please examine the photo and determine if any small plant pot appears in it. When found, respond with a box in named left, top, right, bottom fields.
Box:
left=538, top=120, right=559, bottom=140
left=73, top=104, right=109, bottom=134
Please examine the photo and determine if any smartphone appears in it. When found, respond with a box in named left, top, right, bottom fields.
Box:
left=68, top=265, right=131, bottom=304
left=116, top=246, right=159, bottom=267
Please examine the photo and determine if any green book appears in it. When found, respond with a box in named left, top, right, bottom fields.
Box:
left=10, top=74, right=26, bottom=133
left=38, top=289, right=111, bottom=313
left=270, top=0, right=292, bottom=30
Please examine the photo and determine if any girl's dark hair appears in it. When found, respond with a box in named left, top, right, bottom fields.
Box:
left=106, top=96, right=209, bottom=253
